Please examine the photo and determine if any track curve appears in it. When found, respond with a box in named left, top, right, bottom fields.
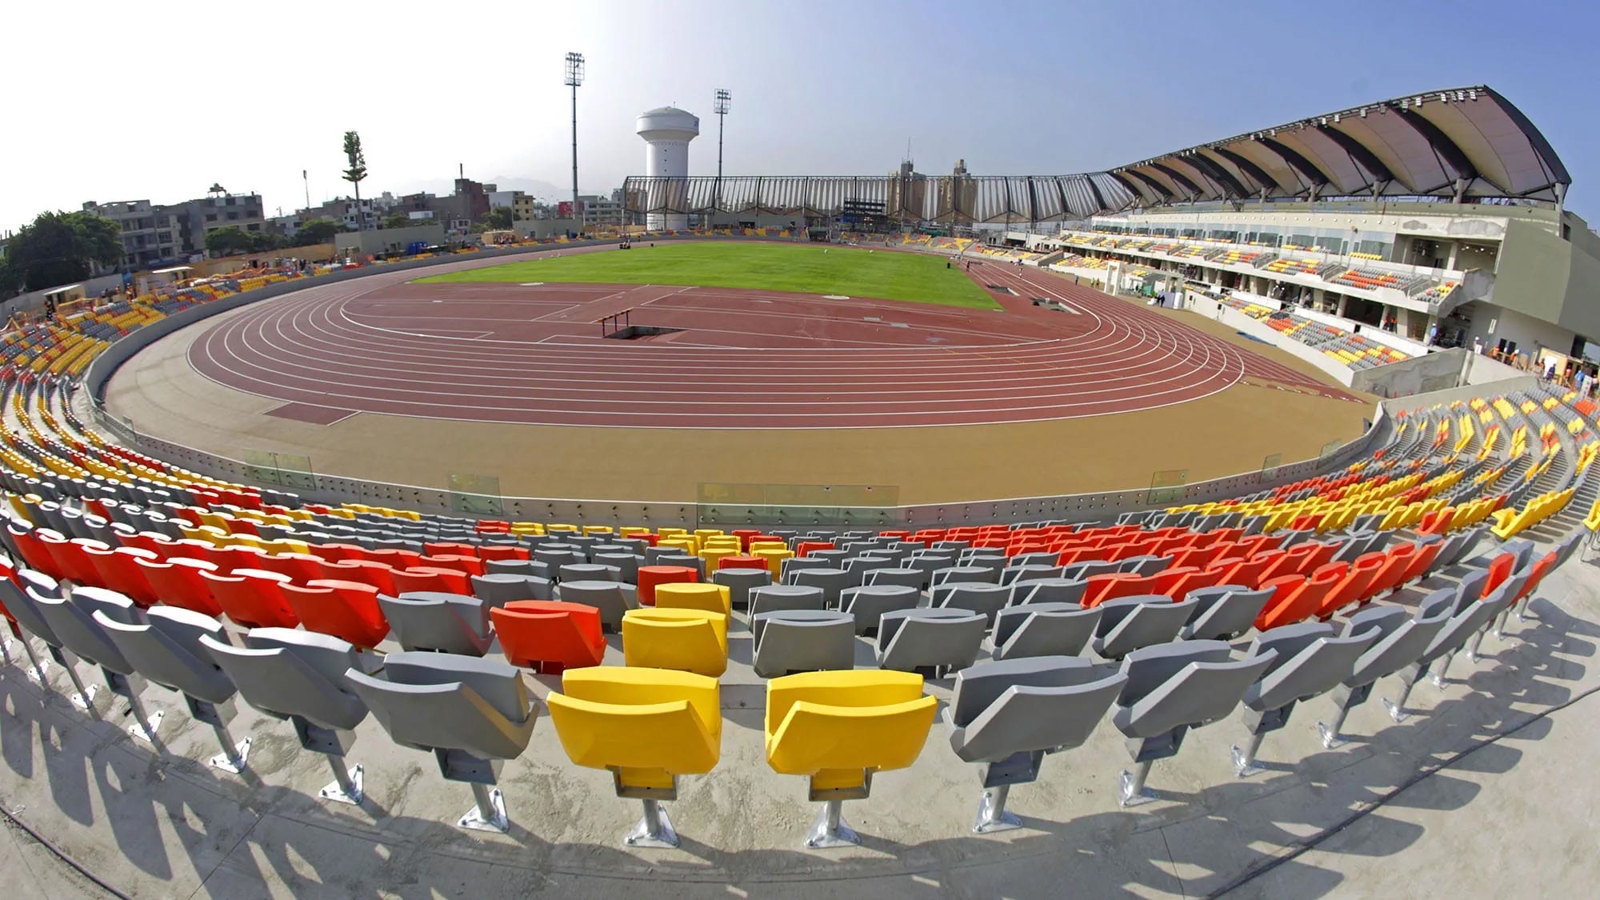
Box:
left=187, top=245, right=1352, bottom=429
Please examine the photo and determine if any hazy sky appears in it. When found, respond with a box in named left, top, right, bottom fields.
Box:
left=5, top=0, right=1598, bottom=231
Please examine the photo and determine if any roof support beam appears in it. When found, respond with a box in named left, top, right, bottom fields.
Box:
left=1315, top=125, right=1396, bottom=190
left=1257, top=138, right=1332, bottom=192
left=1149, top=163, right=1204, bottom=200
left=1393, top=108, right=1496, bottom=192
left=1209, top=147, right=1279, bottom=195
left=1181, top=154, right=1248, bottom=200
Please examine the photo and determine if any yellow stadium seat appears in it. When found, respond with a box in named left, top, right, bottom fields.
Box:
left=653, top=582, right=732, bottom=618
left=753, top=547, right=794, bottom=572
left=547, top=667, right=721, bottom=847
left=764, top=670, right=937, bottom=847
left=621, top=608, right=729, bottom=676
left=698, top=546, right=741, bottom=572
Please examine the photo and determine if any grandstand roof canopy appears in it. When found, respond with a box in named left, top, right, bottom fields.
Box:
left=1111, top=86, right=1569, bottom=207
left=623, top=85, right=1569, bottom=223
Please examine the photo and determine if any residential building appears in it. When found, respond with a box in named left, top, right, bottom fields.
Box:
left=580, top=190, right=625, bottom=228
left=179, top=192, right=267, bottom=250
left=488, top=190, right=535, bottom=222
left=81, top=199, right=185, bottom=267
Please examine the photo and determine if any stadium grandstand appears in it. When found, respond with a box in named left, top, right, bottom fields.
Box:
left=2, top=83, right=1599, bottom=898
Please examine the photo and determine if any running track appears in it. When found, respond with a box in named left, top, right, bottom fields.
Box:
left=187, top=246, right=1359, bottom=429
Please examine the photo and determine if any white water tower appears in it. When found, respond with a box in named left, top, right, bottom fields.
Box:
left=636, top=106, right=700, bottom=231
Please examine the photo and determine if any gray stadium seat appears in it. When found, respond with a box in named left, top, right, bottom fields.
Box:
left=1092, top=595, right=1196, bottom=661
left=944, top=656, right=1126, bottom=831
left=991, top=602, right=1101, bottom=661
left=345, top=652, right=537, bottom=832
left=471, top=573, right=553, bottom=607
left=559, top=563, right=621, bottom=583
left=379, top=592, right=493, bottom=654
left=790, top=568, right=853, bottom=608
left=749, top=584, right=827, bottom=619
left=841, top=585, right=921, bottom=636
left=933, top=582, right=1012, bottom=627
left=1179, top=585, right=1273, bottom=641
left=713, top=567, right=772, bottom=611
left=1230, top=621, right=1381, bottom=776
left=202, top=627, right=380, bottom=804
left=32, top=585, right=152, bottom=731
left=875, top=608, right=985, bottom=676
left=1009, top=577, right=1088, bottom=606
left=1111, top=641, right=1277, bottom=805
left=864, top=567, right=925, bottom=590
left=556, top=581, right=635, bottom=632
left=751, top=610, right=856, bottom=678
left=1316, top=591, right=1454, bottom=748
left=93, top=605, right=253, bottom=771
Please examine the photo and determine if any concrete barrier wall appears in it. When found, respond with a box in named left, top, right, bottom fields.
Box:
left=81, top=237, right=1388, bottom=527
left=1350, top=348, right=1471, bottom=398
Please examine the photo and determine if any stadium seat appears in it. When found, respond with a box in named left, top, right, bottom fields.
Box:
left=285, top=579, right=390, bottom=649
left=1111, top=641, right=1277, bottom=805
left=201, top=568, right=300, bottom=629
left=621, top=607, right=728, bottom=677
left=1230, top=622, right=1380, bottom=776
left=653, top=582, right=732, bottom=618
left=546, top=666, right=722, bottom=847
left=491, top=600, right=607, bottom=673
left=379, top=591, right=492, bottom=655
left=1091, top=595, right=1195, bottom=660
left=991, top=602, right=1101, bottom=661
left=1316, top=592, right=1454, bottom=748
left=875, top=608, right=986, bottom=675
left=750, top=609, right=856, bottom=678
left=1179, top=585, right=1271, bottom=641
left=92, top=604, right=254, bottom=771
left=944, top=656, right=1125, bottom=831
left=840, top=585, right=920, bottom=635
left=764, top=670, right=937, bottom=847
left=636, top=565, right=699, bottom=605
left=345, top=652, right=537, bottom=832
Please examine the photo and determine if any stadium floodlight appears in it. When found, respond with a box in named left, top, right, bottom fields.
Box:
left=565, top=52, right=585, bottom=223
left=714, top=89, right=731, bottom=218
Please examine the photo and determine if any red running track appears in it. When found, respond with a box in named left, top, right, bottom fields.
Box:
left=187, top=248, right=1358, bottom=429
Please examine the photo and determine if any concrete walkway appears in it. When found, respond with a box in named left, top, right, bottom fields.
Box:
left=2, top=552, right=1597, bottom=898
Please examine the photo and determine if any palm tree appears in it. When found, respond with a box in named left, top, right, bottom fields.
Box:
left=342, top=131, right=369, bottom=231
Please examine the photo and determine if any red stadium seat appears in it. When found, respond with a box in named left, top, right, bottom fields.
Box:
left=85, top=546, right=160, bottom=607
left=491, top=600, right=607, bottom=674
left=324, top=559, right=399, bottom=595
left=251, top=552, right=327, bottom=583
left=636, top=565, right=699, bottom=605
left=417, top=554, right=486, bottom=576
left=201, top=567, right=299, bottom=628
left=1364, top=542, right=1420, bottom=599
left=476, top=544, right=530, bottom=563
left=135, top=557, right=223, bottom=616
left=285, top=579, right=390, bottom=648
left=389, top=566, right=472, bottom=595
left=1316, top=554, right=1385, bottom=619
left=1256, top=564, right=1343, bottom=631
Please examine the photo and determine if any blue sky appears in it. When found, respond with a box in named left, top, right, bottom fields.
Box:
left=3, top=0, right=1597, bottom=230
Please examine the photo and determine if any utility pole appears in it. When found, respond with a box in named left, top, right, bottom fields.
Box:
left=564, top=52, right=585, bottom=229
left=302, top=169, right=310, bottom=212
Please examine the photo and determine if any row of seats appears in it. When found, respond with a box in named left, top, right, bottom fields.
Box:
left=2, top=524, right=1572, bottom=845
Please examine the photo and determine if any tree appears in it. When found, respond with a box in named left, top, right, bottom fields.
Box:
left=1, top=210, right=123, bottom=291
left=381, top=211, right=410, bottom=230
left=483, top=206, right=514, bottom=230
left=342, top=131, right=369, bottom=231
left=249, top=231, right=288, bottom=253
left=295, top=218, right=343, bottom=244
left=204, top=226, right=255, bottom=256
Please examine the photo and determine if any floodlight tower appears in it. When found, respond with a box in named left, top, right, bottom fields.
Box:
left=564, top=52, right=584, bottom=225
left=713, top=89, right=730, bottom=225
